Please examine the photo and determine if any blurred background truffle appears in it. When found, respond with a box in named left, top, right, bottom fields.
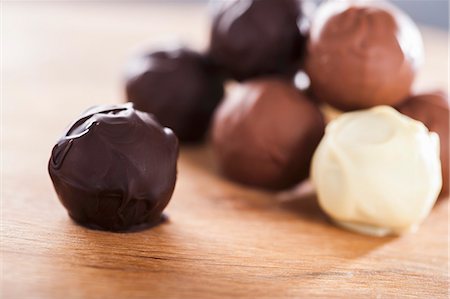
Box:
left=397, top=91, right=449, bottom=196
left=208, top=0, right=308, bottom=81
left=125, top=46, right=224, bottom=142
left=305, top=1, right=424, bottom=111
left=212, top=78, right=324, bottom=190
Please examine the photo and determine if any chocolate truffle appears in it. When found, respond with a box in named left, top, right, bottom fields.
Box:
left=397, top=92, right=449, bottom=196
left=208, top=0, right=307, bottom=81
left=305, top=1, right=423, bottom=111
left=312, top=106, right=441, bottom=236
left=125, top=47, right=224, bottom=142
left=48, top=103, right=178, bottom=232
left=212, top=78, right=325, bottom=190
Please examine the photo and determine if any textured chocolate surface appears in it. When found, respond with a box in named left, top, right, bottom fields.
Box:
left=48, top=103, right=179, bottom=231
left=305, top=1, right=423, bottom=111
left=397, top=92, right=449, bottom=196
left=208, top=0, right=307, bottom=81
left=212, top=78, right=325, bottom=190
left=125, top=47, right=224, bottom=143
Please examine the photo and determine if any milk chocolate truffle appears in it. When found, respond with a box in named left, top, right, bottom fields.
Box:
left=208, top=0, right=307, bottom=81
left=212, top=79, right=325, bottom=190
left=305, top=1, right=423, bottom=111
left=48, top=103, right=179, bottom=232
left=125, top=47, right=224, bottom=142
left=397, top=92, right=449, bottom=196
left=312, top=106, right=441, bottom=236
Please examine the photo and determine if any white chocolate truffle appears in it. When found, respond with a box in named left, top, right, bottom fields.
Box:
left=311, top=106, right=442, bottom=236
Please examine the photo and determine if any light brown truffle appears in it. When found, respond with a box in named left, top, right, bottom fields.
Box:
left=305, top=1, right=423, bottom=111
left=212, top=79, right=325, bottom=190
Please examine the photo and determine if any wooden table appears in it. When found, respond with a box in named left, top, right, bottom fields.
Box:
left=2, top=3, right=449, bottom=298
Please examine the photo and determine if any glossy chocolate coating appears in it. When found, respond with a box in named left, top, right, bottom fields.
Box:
left=48, top=103, right=179, bottom=231
left=212, top=78, right=325, bottom=190
left=397, top=92, right=449, bottom=196
left=125, top=47, right=224, bottom=143
left=305, top=1, right=423, bottom=111
left=208, top=0, right=307, bottom=81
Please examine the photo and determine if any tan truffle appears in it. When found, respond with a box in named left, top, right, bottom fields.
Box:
left=212, top=78, right=324, bottom=190
left=305, top=1, right=423, bottom=111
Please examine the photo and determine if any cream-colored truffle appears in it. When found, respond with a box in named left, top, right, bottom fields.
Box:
left=311, top=106, right=442, bottom=236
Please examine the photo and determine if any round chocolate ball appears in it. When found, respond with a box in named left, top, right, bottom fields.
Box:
left=48, top=103, right=179, bottom=231
left=125, top=47, right=224, bottom=143
left=212, top=78, right=325, bottom=190
left=312, top=106, right=441, bottom=236
left=208, top=0, right=307, bottom=81
left=397, top=92, right=449, bottom=197
left=305, top=1, right=423, bottom=111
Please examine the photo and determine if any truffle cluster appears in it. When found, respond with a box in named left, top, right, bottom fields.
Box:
left=206, top=0, right=324, bottom=191
left=122, top=0, right=321, bottom=191
left=303, top=1, right=448, bottom=236
left=49, top=0, right=448, bottom=235
left=208, top=0, right=448, bottom=236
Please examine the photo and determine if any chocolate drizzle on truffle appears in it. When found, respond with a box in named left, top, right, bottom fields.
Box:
left=48, top=103, right=179, bottom=231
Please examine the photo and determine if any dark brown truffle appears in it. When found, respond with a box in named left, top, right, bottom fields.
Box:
left=125, top=47, right=224, bottom=143
left=211, top=78, right=325, bottom=190
left=397, top=91, right=449, bottom=197
left=305, top=1, right=423, bottom=111
left=208, top=0, right=307, bottom=81
left=48, top=103, right=179, bottom=231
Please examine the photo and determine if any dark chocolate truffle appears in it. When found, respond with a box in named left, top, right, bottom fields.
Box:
left=397, top=92, right=449, bottom=197
left=305, top=1, right=423, bottom=111
left=212, top=78, right=325, bottom=190
left=48, top=103, right=179, bottom=231
left=208, top=0, right=307, bottom=81
left=125, top=47, right=224, bottom=142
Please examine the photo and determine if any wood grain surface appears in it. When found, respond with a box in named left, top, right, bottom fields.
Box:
left=2, top=2, right=449, bottom=299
